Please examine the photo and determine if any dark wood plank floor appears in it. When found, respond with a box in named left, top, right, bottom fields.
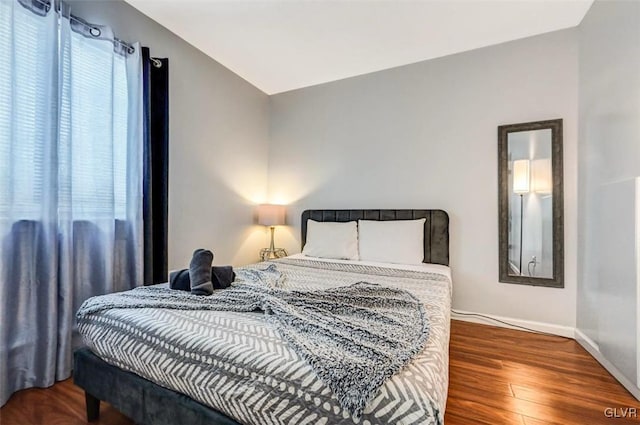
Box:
left=1, top=320, right=638, bottom=425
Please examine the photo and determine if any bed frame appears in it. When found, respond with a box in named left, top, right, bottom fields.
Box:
left=74, top=208, right=450, bottom=424
left=74, top=349, right=240, bottom=425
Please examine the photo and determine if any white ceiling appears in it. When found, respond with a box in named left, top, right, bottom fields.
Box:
left=125, top=0, right=593, bottom=95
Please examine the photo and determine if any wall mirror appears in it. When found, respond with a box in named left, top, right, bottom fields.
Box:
left=498, top=119, right=564, bottom=287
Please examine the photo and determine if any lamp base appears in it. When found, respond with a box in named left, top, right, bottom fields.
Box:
left=260, top=248, right=288, bottom=262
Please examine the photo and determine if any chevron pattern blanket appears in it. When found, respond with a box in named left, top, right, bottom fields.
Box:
left=77, top=258, right=451, bottom=425
left=77, top=279, right=429, bottom=416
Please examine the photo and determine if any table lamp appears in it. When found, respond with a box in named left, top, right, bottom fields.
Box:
left=258, top=204, right=288, bottom=261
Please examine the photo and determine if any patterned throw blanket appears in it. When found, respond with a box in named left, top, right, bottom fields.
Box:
left=77, top=271, right=430, bottom=417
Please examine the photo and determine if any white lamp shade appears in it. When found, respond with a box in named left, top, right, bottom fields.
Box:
left=512, top=159, right=530, bottom=194
left=258, top=204, right=286, bottom=226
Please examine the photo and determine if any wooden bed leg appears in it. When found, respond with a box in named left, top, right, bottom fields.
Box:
left=85, top=391, right=100, bottom=422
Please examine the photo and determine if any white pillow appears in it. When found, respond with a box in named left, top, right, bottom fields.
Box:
left=302, top=220, right=359, bottom=260
left=358, top=219, right=426, bottom=264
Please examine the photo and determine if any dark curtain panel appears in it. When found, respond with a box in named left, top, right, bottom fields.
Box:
left=142, top=47, right=169, bottom=285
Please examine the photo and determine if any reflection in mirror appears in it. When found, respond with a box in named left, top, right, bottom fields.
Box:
left=507, top=129, right=553, bottom=278
left=498, top=119, right=563, bottom=288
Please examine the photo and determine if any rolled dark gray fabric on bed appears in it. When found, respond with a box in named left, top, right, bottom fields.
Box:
left=189, top=249, right=215, bottom=295
left=169, top=266, right=236, bottom=291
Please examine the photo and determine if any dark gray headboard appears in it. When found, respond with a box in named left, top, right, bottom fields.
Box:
left=301, top=209, right=450, bottom=266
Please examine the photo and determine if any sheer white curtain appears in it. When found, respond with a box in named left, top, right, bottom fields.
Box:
left=0, top=0, right=143, bottom=406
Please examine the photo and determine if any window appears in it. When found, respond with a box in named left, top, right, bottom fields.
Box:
left=58, top=30, right=130, bottom=219
left=0, top=1, right=131, bottom=220
left=0, top=1, right=55, bottom=219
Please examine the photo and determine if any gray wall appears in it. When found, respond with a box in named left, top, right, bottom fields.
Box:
left=578, top=0, right=640, bottom=392
left=68, top=1, right=271, bottom=270
left=269, top=29, right=579, bottom=328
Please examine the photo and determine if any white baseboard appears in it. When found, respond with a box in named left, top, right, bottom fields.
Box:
left=575, top=329, right=640, bottom=401
left=451, top=309, right=575, bottom=338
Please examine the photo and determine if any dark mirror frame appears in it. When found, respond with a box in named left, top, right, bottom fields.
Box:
left=498, top=118, right=564, bottom=288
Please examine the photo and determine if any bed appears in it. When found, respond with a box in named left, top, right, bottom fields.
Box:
left=74, top=209, right=451, bottom=425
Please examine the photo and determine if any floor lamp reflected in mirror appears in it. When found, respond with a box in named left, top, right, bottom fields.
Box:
left=258, top=204, right=288, bottom=261
left=513, top=159, right=530, bottom=276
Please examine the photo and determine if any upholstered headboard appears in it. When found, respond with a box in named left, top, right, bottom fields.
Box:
left=300, top=209, right=450, bottom=266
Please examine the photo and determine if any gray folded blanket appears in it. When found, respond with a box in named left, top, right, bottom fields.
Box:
left=169, top=266, right=236, bottom=292
left=77, top=279, right=430, bottom=417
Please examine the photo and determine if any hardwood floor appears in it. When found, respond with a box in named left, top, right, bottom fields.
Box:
left=446, top=320, right=639, bottom=425
left=0, top=378, right=131, bottom=425
left=1, top=320, right=638, bottom=425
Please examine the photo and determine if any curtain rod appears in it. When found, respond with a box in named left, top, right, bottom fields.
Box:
left=27, top=0, right=136, bottom=54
